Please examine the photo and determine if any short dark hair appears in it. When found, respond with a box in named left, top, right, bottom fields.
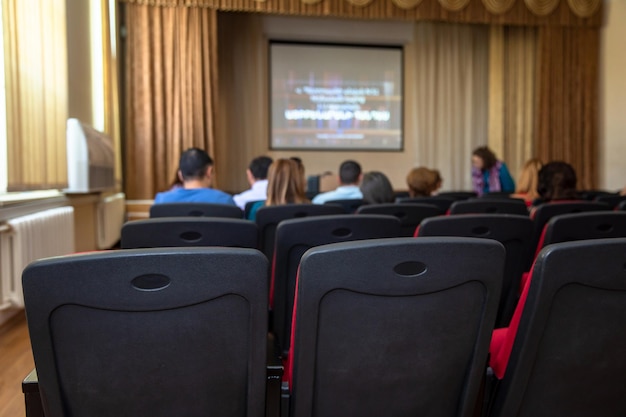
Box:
left=178, top=148, right=213, bottom=180
left=472, top=146, right=498, bottom=170
left=249, top=156, right=273, bottom=180
left=339, top=160, right=362, bottom=184
left=537, top=161, right=578, bottom=201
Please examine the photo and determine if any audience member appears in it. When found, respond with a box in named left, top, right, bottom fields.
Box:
left=154, top=148, right=235, bottom=205
left=471, top=146, right=515, bottom=196
left=290, top=156, right=303, bottom=167
left=360, top=171, right=395, bottom=204
left=247, top=158, right=309, bottom=220
left=532, top=160, right=578, bottom=207
left=290, top=156, right=307, bottom=193
left=406, top=167, right=442, bottom=197
left=312, top=160, right=363, bottom=204
left=233, top=156, right=273, bottom=210
left=511, top=158, right=543, bottom=203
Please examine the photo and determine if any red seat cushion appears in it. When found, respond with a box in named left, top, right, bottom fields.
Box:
left=489, top=262, right=534, bottom=379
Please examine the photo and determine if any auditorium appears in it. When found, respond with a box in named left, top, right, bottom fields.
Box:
left=1, top=1, right=625, bottom=416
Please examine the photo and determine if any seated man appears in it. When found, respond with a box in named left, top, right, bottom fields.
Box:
left=233, top=156, right=273, bottom=210
left=312, top=160, right=363, bottom=204
left=154, top=148, right=236, bottom=205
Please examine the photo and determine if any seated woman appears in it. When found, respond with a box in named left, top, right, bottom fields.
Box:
left=490, top=160, right=579, bottom=378
left=406, top=167, right=442, bottom=198
left=511, top=158, right=543, bottom=205
left=360, top=171, right=395, bottom=204
left=530, top=160, right=578, bottom=212
left=247, top=159, right=309, bottom=220
left=471, top=146, right=515, bottom=196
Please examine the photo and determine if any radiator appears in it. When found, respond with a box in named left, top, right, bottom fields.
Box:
left=0, top=207, right=75, bottom=309
left=97, top=192, right=125, bottom=249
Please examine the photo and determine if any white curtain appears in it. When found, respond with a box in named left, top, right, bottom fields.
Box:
left=409, top=22, right=490, bottom=191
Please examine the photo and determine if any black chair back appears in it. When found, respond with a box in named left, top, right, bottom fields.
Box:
left=272, top=214, right=403, bottom=355
left=488, top=238, right=626, bottom=417
left=541, top=211, right=626, bottom=248
left=305, top=176, right=320, bottom=200
left=356, top=203, right=442, bottom=236
left=594, top=194, right=626, bottom=209
left=437, top=191, right=478, bottom=200
left=418, top=214, right=533, bottom=327
left=322, top=198, right=366, bottom=213
left=529, top=201, right=610, bottom=268
left=121, top=217, right=258, bottom=249
left=396, top=196, right=457, bottom=212
left=481, top=192, right=513, bottom=199
left=449, top=198, right=529, bottom=216
left=255, top=204, right=344, bottom=260
left=149, top=203, right=243, bottom=218
left=290, top=237, right=504, bottom=417
left=22, top=248, right=268, bottom=417
left=576, top=189, right=614, bottom=201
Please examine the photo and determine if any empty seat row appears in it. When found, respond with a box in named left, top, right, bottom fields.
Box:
left=21, top=237, right=626, bottom=417
left=22, top=237, right=502, bottom=417
left=122, top=209, right=626, bottom=330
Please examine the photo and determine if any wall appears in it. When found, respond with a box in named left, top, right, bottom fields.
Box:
left=599, top=0, right=626, bottom=191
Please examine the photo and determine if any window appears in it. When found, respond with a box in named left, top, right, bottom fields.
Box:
left=0, top=0, right=120, bottom=196
left=1, top=0, right=68, bottom=193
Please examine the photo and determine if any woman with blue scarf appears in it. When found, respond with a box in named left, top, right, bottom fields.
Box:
left=471, top=146, right=515, bottom=196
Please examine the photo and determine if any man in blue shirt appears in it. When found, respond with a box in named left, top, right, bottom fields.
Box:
left=154, top=148, right=236, bottom=205
left=312, top=160, right=363, bottom=204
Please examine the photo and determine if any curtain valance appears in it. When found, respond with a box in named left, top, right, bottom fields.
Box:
left=117, top=0, right=602, bottom=26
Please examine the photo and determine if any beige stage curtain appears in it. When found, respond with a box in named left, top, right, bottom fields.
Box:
left=411, top=22, right=490, bottom=191
left=535, top=26, right=599, bottom=190
left=3, top=0, right=68, bottom=191
left=488, top=25, right=536, bottom=181
left=102, top=0, right=123, bottom=188
left=124, top=4, right=218, bottom=199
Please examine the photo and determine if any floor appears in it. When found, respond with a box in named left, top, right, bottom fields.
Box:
left=0, top=312, right=34, bottom=417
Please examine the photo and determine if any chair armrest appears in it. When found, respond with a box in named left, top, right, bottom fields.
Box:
left=22, top=369, right=44, bottom=417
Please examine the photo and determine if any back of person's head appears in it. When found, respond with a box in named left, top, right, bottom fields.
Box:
left=516, top=158, right=543, bottom=198
left=537, top=161, right=578, bottom=201
left=339, top=160, right=362, bottom=185
left=406, top=167, right=441, bottom=197
left=290, top=156, right=303, bottom=168
left=266, top=159, right=308, bottom=206
left=289, top=156, right=307, bottom=192
left=178, top=148, right=213, bottom=180
left=432, top=169, right=443, bottom=193
left=472, top=146, right=498, bottom=171
left=249, top=156, right=273, bottom=180
left=360, top=171, right=395, bottom=204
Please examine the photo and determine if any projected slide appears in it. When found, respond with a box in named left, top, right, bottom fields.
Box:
left=270, top=42, right=403, bottom=151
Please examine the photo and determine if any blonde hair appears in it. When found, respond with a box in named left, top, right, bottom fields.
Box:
left=515, top=158, right=543, bottom=200
left=266, top=159, right=309, bottom=206
left=406, top=167, right=441, bottom=197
